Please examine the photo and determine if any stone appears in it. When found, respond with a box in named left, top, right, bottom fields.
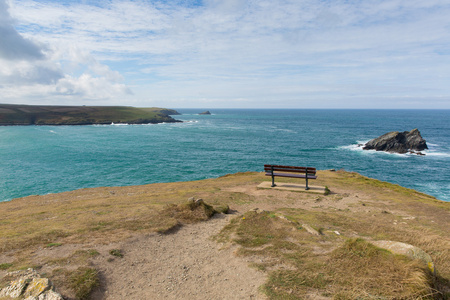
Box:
left=0, top=278, right=28, bottom=298
left=363, top=128, right=428, bottom=154
left=24, top=278, right=51, bottom=298
left=371, top=240, right=435, bottom=275
left=198, top=111, right=211, bottom=115
left=302, top=224, right=320, bottom=236
left=38, top=290, right=64, bottom=300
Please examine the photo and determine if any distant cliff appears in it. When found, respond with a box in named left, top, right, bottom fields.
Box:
left=0, top=104, right=182, bottom=125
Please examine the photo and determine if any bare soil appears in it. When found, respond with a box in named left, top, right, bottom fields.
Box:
left=89, top=213, right=266, bottom=299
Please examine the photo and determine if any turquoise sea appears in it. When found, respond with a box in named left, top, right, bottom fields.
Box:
left=1, top=109, right=449, bottom=202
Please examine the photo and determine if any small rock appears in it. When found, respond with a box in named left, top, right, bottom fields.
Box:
left=302, top=224, right=320, bottom=236
left=38, top=291, right=64, bottom=300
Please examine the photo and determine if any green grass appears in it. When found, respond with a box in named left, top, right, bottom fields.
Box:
left=45, top=242, right=62, bottom=248
left=0, top=263, right=13, bottom=270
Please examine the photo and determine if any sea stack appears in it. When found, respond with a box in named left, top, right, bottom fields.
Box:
left=198, top=111, right=211, bottom=115
left=363, top=129, right=428, bottom=154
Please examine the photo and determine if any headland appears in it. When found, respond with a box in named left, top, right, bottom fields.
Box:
left=0, top=104, right=181, bottom=125
left=0, top=171, right=449, bottom=299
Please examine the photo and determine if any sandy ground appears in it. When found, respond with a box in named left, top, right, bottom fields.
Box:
left=90, top=213, right=267, bottom=300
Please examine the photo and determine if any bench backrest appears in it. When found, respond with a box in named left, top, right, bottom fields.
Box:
left=264, top=164, right=316, bottom=174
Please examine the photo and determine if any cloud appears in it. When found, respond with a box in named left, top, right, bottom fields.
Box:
left=0, top=0, right=44, bottom=60
left=0, top=0, right=132, bottom=104
left=2, top=0, right=450, bottom=107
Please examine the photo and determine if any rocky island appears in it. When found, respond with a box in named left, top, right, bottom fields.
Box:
left=362, top=129, right=428, bottom=155
left=0, top=104, right=181, bottom=125
left=198, top=110, right=211, bottom=115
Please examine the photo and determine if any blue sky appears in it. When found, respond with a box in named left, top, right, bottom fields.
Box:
left=1, top=0, right=450, bottom=108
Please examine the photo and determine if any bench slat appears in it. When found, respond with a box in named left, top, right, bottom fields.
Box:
left=265, top=172, right=317, bottom=179
left=264, top=164, right=316, bottom=170
left=264, top=168, right=316, bottom=173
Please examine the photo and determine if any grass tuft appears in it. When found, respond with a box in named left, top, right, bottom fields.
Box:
left=109, top=249, right=123, bottom=258
left=45, top=242, right=62, bottom=248
left=69, top=267, right=99, bottom=300
left=161, top=199, right=216, bottom=224
left=0, top=263, right=13, bottom=270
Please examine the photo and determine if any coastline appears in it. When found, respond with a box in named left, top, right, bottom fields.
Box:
left=0, top=104, right=181, bottom=125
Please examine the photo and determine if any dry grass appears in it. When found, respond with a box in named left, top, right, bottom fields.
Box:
left=1, top=170, right=449, bottom=299
left=218, top=211, right=445, bottom=299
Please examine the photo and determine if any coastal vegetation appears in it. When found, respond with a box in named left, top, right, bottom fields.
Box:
left=0, top=171, right=449, bottom=299
left=0, top=104, right=181, bottom=125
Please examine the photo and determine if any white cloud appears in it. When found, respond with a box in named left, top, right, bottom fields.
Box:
left=0, top=0, right=133, bottom=104
left=1, top=0, right=450, bottom=107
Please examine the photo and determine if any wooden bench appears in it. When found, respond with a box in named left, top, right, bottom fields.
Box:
left=264, top=164, right=317, bottom=190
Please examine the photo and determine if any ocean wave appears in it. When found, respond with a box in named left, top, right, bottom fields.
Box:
left=425, top=151, right=450, bottom=158
left=339, top=143, right=423, bottom=158
left=340, top=143, right=450, bottom=158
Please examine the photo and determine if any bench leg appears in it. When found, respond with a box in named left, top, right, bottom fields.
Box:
left=305, top=177, right=309, bottom=190
left=271, top=166, right=276, bottom=187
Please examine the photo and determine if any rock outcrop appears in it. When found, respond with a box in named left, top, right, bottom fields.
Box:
left=363, top=129, right=428, bottom=154
left=0, top=268, right=63, bottom=299
left=198, top=111, right=211, bottom=115
left=370, top=240, right=435, bottom=275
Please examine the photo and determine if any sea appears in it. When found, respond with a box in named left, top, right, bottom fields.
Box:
left=1, top=109, right=449, bottom=203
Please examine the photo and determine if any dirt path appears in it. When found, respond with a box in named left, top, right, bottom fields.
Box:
left=92, top=213, right=267, bottom=299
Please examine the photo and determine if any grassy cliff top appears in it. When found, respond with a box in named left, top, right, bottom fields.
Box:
left=0, top=104, right=181, bottom=125
left=0, top=171, right=449, bottom=299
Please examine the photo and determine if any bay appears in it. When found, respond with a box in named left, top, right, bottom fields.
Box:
left=1, top=109, right=449, bottom=202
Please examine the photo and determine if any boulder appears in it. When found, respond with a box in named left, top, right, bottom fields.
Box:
left=363, top=129, right=428, bottom=154
left=0, top=269, right=63, bottom=300
left=0, top=278, right=27, bottom=298
left=198, top=111, right=211, bottom=115
left=23, top=278, right=51, bottom=298
left=370, top=240, right=435, bottom=275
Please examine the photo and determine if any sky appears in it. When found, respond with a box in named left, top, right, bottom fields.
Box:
left=1, top=0, right=450, bottom=109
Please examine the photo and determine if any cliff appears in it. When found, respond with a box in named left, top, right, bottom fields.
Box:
left=0, top=104, right=181, bottom=125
